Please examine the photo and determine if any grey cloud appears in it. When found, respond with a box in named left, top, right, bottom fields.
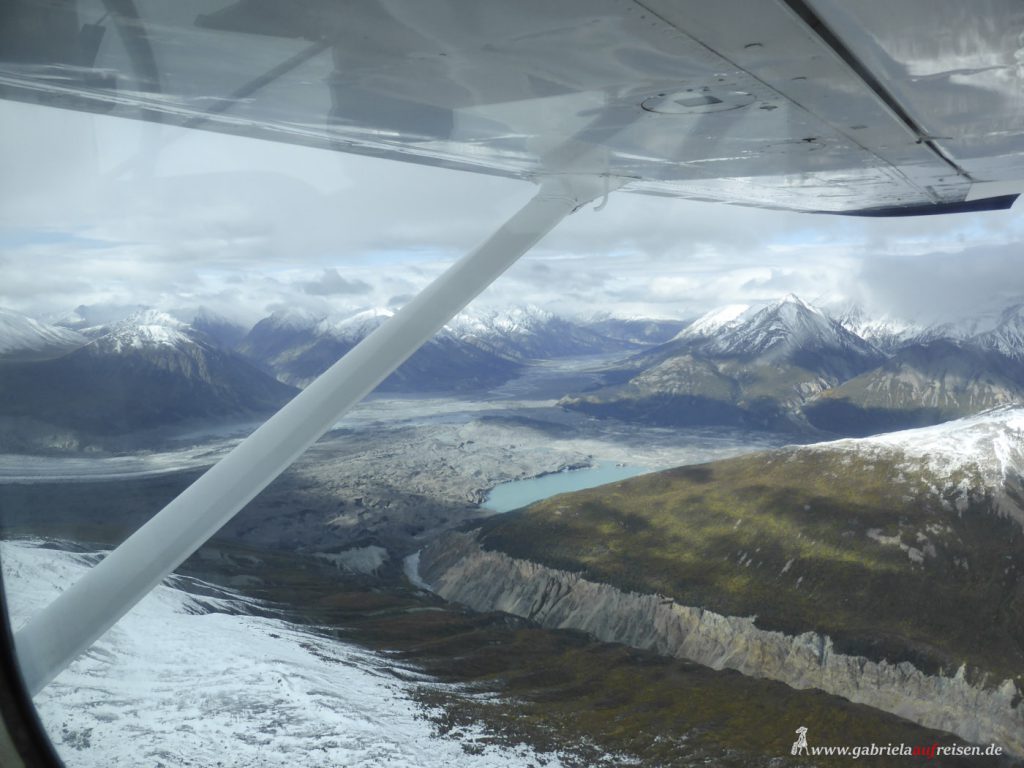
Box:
left=858, top=242, right=1024, bottom=322
left=387, top=293, right=415, bottom=308
left=302, top=268, right=373, bottom=296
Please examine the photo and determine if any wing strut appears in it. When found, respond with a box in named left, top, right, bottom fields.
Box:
left=14, top=174, right=607, bottom=696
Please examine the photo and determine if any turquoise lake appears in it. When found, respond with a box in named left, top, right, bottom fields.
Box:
left=483, top=461, right=650, bottom=513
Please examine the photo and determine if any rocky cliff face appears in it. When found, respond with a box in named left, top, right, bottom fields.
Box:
left=418, top=531, right=1024, bottom=756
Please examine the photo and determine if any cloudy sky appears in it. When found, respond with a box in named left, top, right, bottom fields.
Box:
left=3, top=98, right=1024, bottom=328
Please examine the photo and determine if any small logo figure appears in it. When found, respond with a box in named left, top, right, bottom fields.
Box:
left=791, top=726, right=809, bottom=756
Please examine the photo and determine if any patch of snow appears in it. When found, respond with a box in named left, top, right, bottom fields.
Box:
left=316, top=545, right=389, bottom=575
left=867, top=528, right=901, bottom=547
left=867, top=528, right=930, bottom=565
left=1, top=539, right=564, bottom=768
left=403, top=552, right=433, bottom=591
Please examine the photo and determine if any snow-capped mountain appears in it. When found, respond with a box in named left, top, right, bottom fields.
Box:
left=971, top=303, right=1024, bottom=362
left=912, top=310, right=1008, bottom=346
left=701, top=295, right=881, bottom=368
left=636, top=295, right=885, bottom=385
left=87, top=309, right=195, bottom=354
left=446, top=306, right=635, bottom=361
left=833, top=303, right=923, bottom=354
left=0, top=307, right=86, bottom=360
left=559, top=295, right=894, bottom=432
left=799, top=301, right=1024, bottom=434
left=0, top=311, right=295, bottom=444
left=55, top=305, right=251, bottom=350
left=804, top=340, right=1024, bottom=435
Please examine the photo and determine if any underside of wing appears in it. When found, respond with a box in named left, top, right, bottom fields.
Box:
left=2, top=0, right=1023, bottom=214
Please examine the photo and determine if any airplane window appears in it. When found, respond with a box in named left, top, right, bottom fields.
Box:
left=1, top=2, right=1022, bottom=766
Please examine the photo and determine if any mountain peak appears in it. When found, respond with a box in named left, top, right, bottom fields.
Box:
left=92, top=310, right=195, bottom=354
left=776, top=293, right=810, bottom=308
left=706, top=294, right=875, bottom=362
left=765, top=293, right=823, bottom=320
left=123, top=309, right=185, bottom=328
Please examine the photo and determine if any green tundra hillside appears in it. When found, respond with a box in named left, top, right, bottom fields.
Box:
left=475, top=408, right=1024, bottom=684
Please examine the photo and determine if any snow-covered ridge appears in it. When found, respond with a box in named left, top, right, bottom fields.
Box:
left=445, top=305, right=555, bottom=337
left=258, top=305, right=561, bottom=344
left=673, top=303, right=750, bottom=340
left=832, top=303, right=923, bottom=352
left=1, top=539, right=562, bottom=768
left=310, top=305, right=562, bottom=343
left=807, top=405, right=1024, bottom=529
left=317, top=307, right=395, bottom=340
left=0, top=307, right=86, bottom=355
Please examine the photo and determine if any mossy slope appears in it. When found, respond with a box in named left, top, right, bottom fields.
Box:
left=476, top=445, right=1024, bottom=684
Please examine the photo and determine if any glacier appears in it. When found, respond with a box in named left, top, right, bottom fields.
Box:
left=1, top=539, right=563, bottom=768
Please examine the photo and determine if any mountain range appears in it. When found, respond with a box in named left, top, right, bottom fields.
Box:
left=0, top=310, right=295, bottom=450
left=237, top=306, right=655, bottom=390
left=6, top=294, right=1024, bottom=446
left=0, top=304, right=679, bottom=448
left=238, top=307, right=522, bottom=391
left=561, top=294, right=1024, bottom=434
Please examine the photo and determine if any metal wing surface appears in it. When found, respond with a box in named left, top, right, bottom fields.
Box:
left=3, top=0, right=1023, bottom=214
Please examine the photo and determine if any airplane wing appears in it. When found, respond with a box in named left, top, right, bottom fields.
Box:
left=3, top=0, right=1023, bottom=215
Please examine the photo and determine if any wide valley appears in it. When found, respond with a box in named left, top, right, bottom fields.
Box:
left=1, top=355, right=1014, bottom=767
